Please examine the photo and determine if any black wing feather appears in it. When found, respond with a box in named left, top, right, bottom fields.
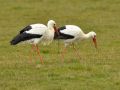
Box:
left=10, top=33, right=42, bottom=45
left=20, top=25, right=32, bottom=34
left=54, top=26, right=74, bottom=39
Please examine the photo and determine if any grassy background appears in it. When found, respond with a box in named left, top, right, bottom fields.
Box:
left=0, top=0, right=120, bottom=90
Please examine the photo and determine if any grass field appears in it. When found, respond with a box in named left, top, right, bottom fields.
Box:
left=0, top=0, right=120, bottom=90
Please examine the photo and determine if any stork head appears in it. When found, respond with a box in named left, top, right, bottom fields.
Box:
left=47, top=20, right=57, bottom=32
left=90, top=31, right=97, bottom=49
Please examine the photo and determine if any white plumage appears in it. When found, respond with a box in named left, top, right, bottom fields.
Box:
left=24, top=24, right=47, bottom=44
left=55, top=25, right=97, bottom=48
left=10, top=20, right=57, bottom=64
left=54, top=25, right=97, bottom=61
left=26, top=24, right=47, bottom=35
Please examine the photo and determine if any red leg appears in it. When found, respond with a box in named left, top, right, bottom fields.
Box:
left=72, top=44, right=81, bottom=60
left=32, top=44, right=36, bottom=51
left=29, top=44, right=36, bottom=62
left=35, top=45, right=44, bottom=64
left=60, top=46, right=67, bottom=62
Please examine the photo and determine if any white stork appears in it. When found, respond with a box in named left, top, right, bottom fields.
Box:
left=54, top=25, right=97, bottom=60
left=10, top=20, right=57, bottom=64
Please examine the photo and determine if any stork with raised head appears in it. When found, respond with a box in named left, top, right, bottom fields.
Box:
left=10, top=20, right=57, bottom=64
left=54, top=25, right=97, bottom=60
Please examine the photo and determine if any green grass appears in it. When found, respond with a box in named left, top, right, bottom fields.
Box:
left=0, top=0, right=120, bottom=90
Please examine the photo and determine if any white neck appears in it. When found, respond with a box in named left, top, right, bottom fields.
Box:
left=82, top=32, right=93, bottom=40
left=47, top=24, right=54, bottom=31
left=46, top=25, right=54, bottom=34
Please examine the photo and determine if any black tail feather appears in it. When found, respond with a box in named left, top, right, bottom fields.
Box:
left=10, top=34, right=22, bottom=45
left=54, top=32, right=74, bottom=39
left=10, top=33, right=42, bottom=45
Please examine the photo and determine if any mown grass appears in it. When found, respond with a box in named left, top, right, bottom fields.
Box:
left=0, top=0, right=120, bottom=90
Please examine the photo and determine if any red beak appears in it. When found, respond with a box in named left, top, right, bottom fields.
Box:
left=54, top=25, right=59, bottom=35
left=92, top=36, right=97, bottom=49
